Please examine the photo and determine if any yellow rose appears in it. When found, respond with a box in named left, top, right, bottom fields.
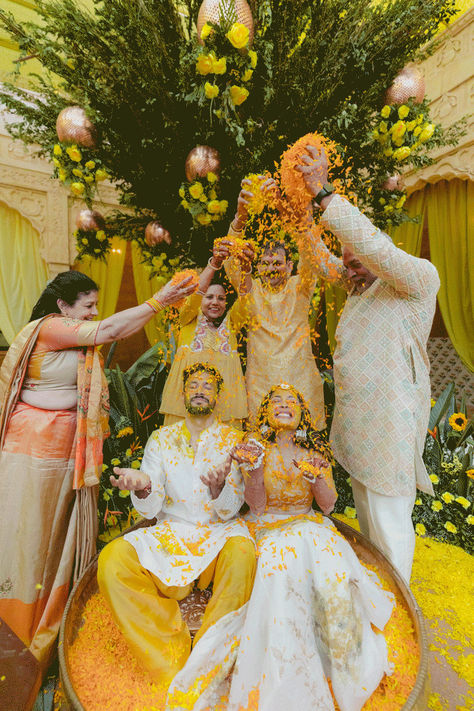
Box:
left=441, top=492, right=454, bottom=504
left=444, top=521, right=457, bottom=534
left=219, top=199, right=228, bottom=213
left=431, top=500, right=443, bottom=512
left=53, top=144, right=63, bottom=156
left=95, top=169, right=108, bottom=181
left=398, top=105, right=410, bottom=120
left=380, top=105, right=391, bottom=119
left=196, top=53, right=214, bottom=75
left=383, top=205, right=394, bottom=213
left=392, top=146, right=411, bottom=161
left=207, top=171, right=218, bottom=183
left=81, top=237, right=88, bottom=245
left=72, top=168, right=83, bottom=177
left=131, top=460, right=141, bottom=469
left=406, top=120, right=416, bottom=131
left=383, top=147, right=393, bottom=157
left=393, top=137, right=405, bottom=147
left=181, top=199, right=189, bottom=209
left=229, top=85, right=249, bottom=106
left=226, top=22, right=249, bottom=49
left=207, top=199, right=221, bottom=214
left=430, top=473, right=439, bottom=484
left=96, top=230, right=106, bottom=242
left=419, top=123, right=435, bottom=143
left=242, top=69, right=253, bottom=82
left=189, top=182, right=203, bottom=199
left=212, top=57, right=227, bottom=74
left=372, top=129, right=380, bottom=140
left=467, top=515, right=474, bottom=525
left=110, top=458, right=120, bottom=466
left=84, top=175, right=94, bottom=183
left=395, top=195, right=407, bottom=209
left=379, top=121, right=388, bottom=133
left=118, top=489, right=130, bottom=498
left=197, top=213, right=212, bottom=226
left=204, top=82, right=219, bottom=99
left=200, top=22, right=213, bottom=41
left=58, top=168, right=67, bottom=182
left=66, top=145, right=82, bottom=162
left=417, top=114, right=424, bottom=124
left=415, top=523, right=426, bottom=536
left=179, top=186, right=185, bottom=198
left=344, top=506, right=357, bottom=519
left=391, top=120, right=406, bottom=139
left=53, top=157, right=61, bottom=168
left=85, top=160, right=96, bottom=170
left=413, top=126, right=422, bottom=137
left=455, top=496, right=470, bottom=510
left=209, top=189, right=217, bottom=200
left=71, top=182, right=85, bottom=196
left=199, top=193, right=208, bottom=203
left=248, top=50, right=257, bottom=68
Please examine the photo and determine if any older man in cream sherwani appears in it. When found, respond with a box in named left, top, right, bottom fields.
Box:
left=298, top=145, right=439, bottom=582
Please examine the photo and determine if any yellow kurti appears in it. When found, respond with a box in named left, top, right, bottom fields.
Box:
left=159, top=294, right=248, bottom=422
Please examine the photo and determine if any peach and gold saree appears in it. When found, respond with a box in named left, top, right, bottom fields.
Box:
left=0, top=316, right=109, bottom=670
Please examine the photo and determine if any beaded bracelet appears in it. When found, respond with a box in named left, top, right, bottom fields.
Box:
left=145, top=296, right=164, bottom=313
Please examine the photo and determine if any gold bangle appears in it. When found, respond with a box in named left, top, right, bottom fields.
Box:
left=231, top=218, right=244, bottom=233
left=145, top=296, right=163, bottom=313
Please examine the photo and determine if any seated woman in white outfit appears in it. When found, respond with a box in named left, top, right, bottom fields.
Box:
left=166, top=384, right=395, bottom=711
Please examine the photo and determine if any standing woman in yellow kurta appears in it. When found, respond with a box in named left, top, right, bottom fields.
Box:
left=0, top=269, right=196, bottom=672
left=160, top=240, right=248, bottom=427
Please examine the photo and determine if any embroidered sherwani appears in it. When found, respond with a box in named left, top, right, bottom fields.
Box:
left=316, top=195, right=440, bottom=498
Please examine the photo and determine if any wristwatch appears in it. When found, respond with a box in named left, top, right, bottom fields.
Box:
left=313, top=182, right=334, bottom=206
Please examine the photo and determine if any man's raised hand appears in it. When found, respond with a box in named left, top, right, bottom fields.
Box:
left=110, top=467, right=151, bottom=498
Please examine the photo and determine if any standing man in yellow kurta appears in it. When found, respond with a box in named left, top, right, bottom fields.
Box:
left=224, top=180, right=325, bottom=428
left=97, top=362, right=256, bottom=688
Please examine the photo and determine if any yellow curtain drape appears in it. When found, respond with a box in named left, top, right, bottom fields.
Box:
left=426, top=179, right=473, bottom=372
left=131, top=242, right=167, bottom=345
left=0, top=202, right=49, bottom=344
left=75, top=237, right=127, bottom=320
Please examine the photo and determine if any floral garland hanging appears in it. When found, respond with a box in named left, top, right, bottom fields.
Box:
left=179, top=171, right=228, bottom=226
left=52, top=142, right=109, bottom=202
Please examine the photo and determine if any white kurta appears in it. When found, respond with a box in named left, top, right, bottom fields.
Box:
left=318, top=195, right=440, bottom=497
left=124, top=421, right=253, bottom=587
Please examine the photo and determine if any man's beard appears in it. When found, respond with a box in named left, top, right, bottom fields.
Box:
left=185, top=396, right=215, bottom=416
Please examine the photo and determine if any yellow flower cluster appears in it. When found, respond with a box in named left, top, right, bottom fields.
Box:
left=180, top=174, right=228, bottom=226
left=373, top=104, right=436, bottom=161
left=53, top=142, right=109, bottom=198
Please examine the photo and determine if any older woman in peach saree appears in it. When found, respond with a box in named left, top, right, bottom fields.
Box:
left=0, top=269, right=195, bottom=671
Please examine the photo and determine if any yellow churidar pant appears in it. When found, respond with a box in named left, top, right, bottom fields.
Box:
left=97, top=536, right=256, bottom=685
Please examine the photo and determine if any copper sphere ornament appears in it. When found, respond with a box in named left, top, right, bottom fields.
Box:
left=56, top=106, right=98, bottom=148
left=385, top=66, right=425, bottom=105
left=197, top=0, right=254, bottom=46
left=382, top=174, right=404, bottom=191
left=76, top=209, right=106, bottom=232
left=185, top=145, right=221, bottom=182
left=145, top=221, right=172, bottom=247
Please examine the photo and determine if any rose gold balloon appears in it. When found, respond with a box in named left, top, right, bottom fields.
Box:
left=76, top=209, right=106, bottom=232
left=382, top=174, right=404, bottom=191
left=185, top=145, right=221, bottom=182
left=385, top=66, right=425, bottom=105
left=197, top=0, right=254, bottom=46
left=56, top=106, right=98, bottom=148
left=145, top=221, right=172, bottom=247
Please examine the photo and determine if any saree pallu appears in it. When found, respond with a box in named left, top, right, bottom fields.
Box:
left=0, top=403, right=79, bottom=669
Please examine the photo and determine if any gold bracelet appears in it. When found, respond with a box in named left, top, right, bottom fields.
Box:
left=145, top=296, right=164, bottom=313
left=231, top=218, right=244, bottom=233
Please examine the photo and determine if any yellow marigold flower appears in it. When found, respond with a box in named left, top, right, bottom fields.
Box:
left=392, top=146, right=411, bottom=161
left=71, top=181, right=85, bottom=196
left=131, top=459, right=141, bottom=469
left=118, top=489, right=130, bottom=497
left=444, top=521, right=457, bottom=534
left=219, top=199, right=228, bottom=213
left=207, top=171, right=218, bottom=183
left=85, top=160, right=96, bottom=170
left=179, top=187, right=185, bottom=198
left=226, top=22, right=249, bottom=49
left=441, top=492, right=454, bottom=504
left=449, top=412, right=467, bottom=431
left=204, top=82, right=219, bottom=99
left=72, top=168, right=83, bottom=177
left=84, top=175, right=94, bottom=183
left=229, top=85, right=249, bottom=106
left=431, top=500, right=443, bottom=512
left=53, top=144, right=63, bottom=156
left=207, top=199, right=221, bottom=214
left=406, top=120, right=416, bottom=131
left=196, top=53, right=214, bottom=75
left=111, top=458, right=121, bottom=466
left=248, top=50, right=258, bottom=68
left=430, top=473, right=439, bottom=484
left=242, top=69, right=253, bottom=82
left=344, top=506, right=357, bottom=519
left=415, top=498, right=422, bottom=505
left=398, top=105, right=410, bottom=119
left=467, top=515, right=474, bottom=525
left=66, top=145, right=82, bottom=162
left=196, top=212, right=212, bottom=226
left=415, top=523, right=426, bottom=536
left=379, top=121, right=388, bottom=133
left=380, top=105, right=391, bottom=118
left=395, top=195, right=407, bottom=209
left=212, top=56, right=227, bottom=74
left=181, top=199, right=189, bottom=210
left=95, top=169, right=108, bottom=181
left=200, top=22, right=213, bottom=41
left=466, top=469, right=474, bottom=480
left=419, top=123, right=435, bottom=143
left=455, top=496, right=470, bottom=510
left=189, top=182, right=204, bottom=199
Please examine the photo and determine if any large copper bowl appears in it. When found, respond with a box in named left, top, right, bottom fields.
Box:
left=59, top=518, right=429, bottom=710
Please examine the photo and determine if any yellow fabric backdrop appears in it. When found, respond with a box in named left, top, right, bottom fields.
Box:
left=426, top=179, right=473, bottom=372
left=325, top=190, right=427, bottom=352
left=131, top=242, right=167, bottom=345
left=0, top=202, right=49, bottom=344
left=75, top=236, right=127, bottom=320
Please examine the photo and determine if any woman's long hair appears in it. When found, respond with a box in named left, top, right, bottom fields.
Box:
left=251, top=383, right=332, bottom=460
left=29, top=271, right=98, bottom=321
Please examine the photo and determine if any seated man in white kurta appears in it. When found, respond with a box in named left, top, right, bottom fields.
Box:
left=97, top=362, right=256, bottom=688
left=297, top=144, right=440, bottom=583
